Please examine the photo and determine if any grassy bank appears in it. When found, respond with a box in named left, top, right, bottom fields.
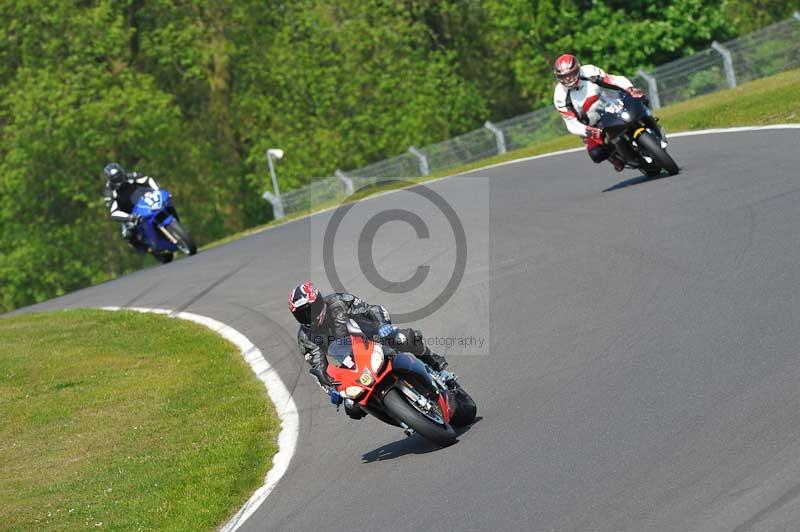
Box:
left=0, top=309, right=278, bottom=531
left=205, top=68, right=800, bottom=250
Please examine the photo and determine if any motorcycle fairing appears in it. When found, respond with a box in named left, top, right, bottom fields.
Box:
left=131, top=189, right=179, bottom=253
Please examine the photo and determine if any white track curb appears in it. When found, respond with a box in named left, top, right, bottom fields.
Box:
left=100, top=306, right=298, bottom=532
left=97, top=124, right=800, bottom=529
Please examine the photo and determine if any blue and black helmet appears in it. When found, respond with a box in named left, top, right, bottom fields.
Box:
left=104, top=162, right=126, bottom=188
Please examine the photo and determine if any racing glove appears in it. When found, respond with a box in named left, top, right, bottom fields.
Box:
left=585, top=126, right=603, bottom=140
left=328, top=388, right=342, bottom=407
left=378, top=324, right=397, bottom=338
left=626, top=87, right=645, bottom=98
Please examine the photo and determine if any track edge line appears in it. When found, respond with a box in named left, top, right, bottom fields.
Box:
left=233, top=124, right=800, bottom=241
left=100, top=306, right=297, bottom=532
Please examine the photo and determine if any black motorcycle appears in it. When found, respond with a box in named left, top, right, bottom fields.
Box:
left=594, top=87, right=679, bottom=177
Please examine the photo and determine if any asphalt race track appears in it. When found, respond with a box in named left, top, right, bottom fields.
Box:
left=19, top=128, right=800, bottom=532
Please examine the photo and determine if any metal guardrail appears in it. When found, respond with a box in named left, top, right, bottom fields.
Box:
left=265, top=14, right=800, bottom=218
left=631, top=15, right=800, bottom=108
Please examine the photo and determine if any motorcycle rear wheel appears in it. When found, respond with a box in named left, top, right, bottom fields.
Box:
left=637, top=131, right=679, bottom=175
left=449, top=386, right=477, bottom=427
left=383, top=388, right=457, bottom=446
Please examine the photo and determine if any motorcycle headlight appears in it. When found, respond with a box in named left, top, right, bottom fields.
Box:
left=621, top=111, right=630, bottom=121
left=344, top=386, right=366, bottom=399
left=370, top=343, right=386, bottom=373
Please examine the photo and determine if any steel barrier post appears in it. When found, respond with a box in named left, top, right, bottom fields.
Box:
left=636, top=69, right=661, bottom=109
left=408, top=146, right=430, bottom=176
left=262, top=191, right=285, bottom=220
left=484, top=120, right=507, bottom=155
left=335, top=169, right=354, bottom=196
left=711, top=41, right=737, bottom=88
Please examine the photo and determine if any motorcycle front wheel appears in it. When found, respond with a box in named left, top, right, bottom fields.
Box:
left=164, top=220, right=197, bottom=256
left=639, top=162, right=663, bottom=178
left=383, top=388, right=457, bottom=446
left=637, top=131, right=679, bottom=175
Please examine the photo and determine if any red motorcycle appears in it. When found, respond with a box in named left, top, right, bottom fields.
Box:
left=325, top=321, right=476, bottom=446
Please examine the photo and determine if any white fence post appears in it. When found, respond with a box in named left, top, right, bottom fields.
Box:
left=408, top=146, right=429, bottom=176
left=636, top=69, right=661, bottom=109
left=335, top=169, right=354, bottom=196
left=711, top=41, right=737, bottom=88
left=484, top=120, right=507, bottom=155
left=262, top=191, right=285, bottom=220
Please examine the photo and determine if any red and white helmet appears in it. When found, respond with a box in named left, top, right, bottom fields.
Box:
left=289, top=282, right=326, bottom=326
left=554, top=54, right=581, bottom=89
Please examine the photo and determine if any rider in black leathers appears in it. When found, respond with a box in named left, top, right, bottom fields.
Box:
left=103, top=162, right=160, bottom=252
left=289, top=282, right=448, bottom=419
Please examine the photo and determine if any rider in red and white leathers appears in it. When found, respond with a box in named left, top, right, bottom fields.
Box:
left=553, top=54, right=645, bottom=172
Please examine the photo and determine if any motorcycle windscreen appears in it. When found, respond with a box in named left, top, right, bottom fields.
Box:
left=327, top=337, right=357, bottom=369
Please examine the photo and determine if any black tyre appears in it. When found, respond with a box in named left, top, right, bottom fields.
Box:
left=449, top=386, right=477, bottom=427
left=383, top=388, right=457, bottom=446
left=153, top=251, right=174, bottom=264
left=637, top=131, right=679, bottom=175
left=165, top=220, right=197, bottom=256
left=639, top=163, right=662, bottom=178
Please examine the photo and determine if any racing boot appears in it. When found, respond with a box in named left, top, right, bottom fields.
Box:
left=609, top=154, right=625, bottom=172
left=417, top=346, right=447, bottom=372
left=129, top=238, right=149, bottom=253
left=122, top=221, right=148, bottom=253
left=437, top=368, right=459, bottom=389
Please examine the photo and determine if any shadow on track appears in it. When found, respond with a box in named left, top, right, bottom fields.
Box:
left=602, top=171, right=675, bottom=192
left=362, top=417, right=482, bottom=463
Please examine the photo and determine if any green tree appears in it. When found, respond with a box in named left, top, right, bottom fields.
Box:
left=722, top=0, right=800, bottom=35
left=234, top=0, right=487, bottom=185
left=1, top=0, right=795, bottom=311
left=0, top=1, right=183, bottom=311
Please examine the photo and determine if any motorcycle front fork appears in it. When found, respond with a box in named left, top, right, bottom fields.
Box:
left=644, top=115, right=664, bottom=139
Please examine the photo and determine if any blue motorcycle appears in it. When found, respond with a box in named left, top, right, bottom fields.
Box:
left=130, top=188, right=197, bottom=263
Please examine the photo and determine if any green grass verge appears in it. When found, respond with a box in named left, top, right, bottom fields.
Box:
left=0, top=309, right=279, bottom=531
left=204, top=67, right=800, bottom=250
